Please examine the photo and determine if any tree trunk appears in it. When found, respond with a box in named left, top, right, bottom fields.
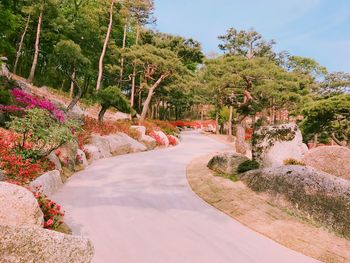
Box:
left=119, top=19, right=128, bottom=86
left=130, top=23, right=140, bottom=107
left=215, top=110, right=219, bottom=135
left=69, top=68, right=76, bottom=98
left=331, top=132, right=344, bottom=146
left=98, top=106, right=108, bottom=122
left=28, top=6, right=43, bottom=83
left=235, top=121, right=247, bottom=154
left=227, top=105, right=233, bottom=142
left=312, top=133, right=318, bottom=149
left=140, top=75, right=166, bottom=121
left=14, top=14, right=30, bottom=74
left=96, top=0, right=115, bottom=91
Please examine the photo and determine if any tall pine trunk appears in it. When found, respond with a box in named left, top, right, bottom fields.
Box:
left=96, top=0, right=115, bottom=91
left=119, top=19, right=128, bottom=85
left=130, top=24, right=140, bottom=107
left=28, top=6, right=43, bottom=83
left=215, top=110, right=219, bottom=135
left=228, top=105, right=233, bottom=142
left=14, top=14, right=30, bottom=74
left=69, top=68, right=76, bottom=98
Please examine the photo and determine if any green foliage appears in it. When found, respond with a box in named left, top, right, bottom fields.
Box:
left=300, top=94, right=350, bottom=144
left=237, top=160, right=260, bottom=173
left=9, top=108, right=80, bottom=157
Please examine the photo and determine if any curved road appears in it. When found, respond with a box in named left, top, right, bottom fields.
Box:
left=53, top=131, right=318, bottom=263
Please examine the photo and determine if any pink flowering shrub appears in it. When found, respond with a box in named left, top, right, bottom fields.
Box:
left=149, top=131, right=164, bottom=146
left=33, top=191, right=64, bottom=229
left=167, top=135, right=177, bottom=146
left=9, top=88, right=65, bottom=122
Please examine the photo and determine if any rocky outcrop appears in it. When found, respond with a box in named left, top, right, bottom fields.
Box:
left=253, top=124, right=308, bottom=167
left=130, top=125, right=146, bottom=138
left=0, top=225, right=94, bottom=263
left=154, top=130, right=169, bottom=146
left=76, top=149, right=88, bottom=168
left=47, top=152, right=62, bottom=171
left=207, top=152, right=249, bottom=175
left=0, top=182, right=43, bottom=227
left=168, top=135, right=180, bottom=145
left=89, top=135, right=112, bottom=159
left=239, top=165, right=350, bottom=238
left=141, top=135, right=157, bottom=150
left=29, top=170, right=63, bottom=197
left=302, top=146, right=350, bottom=180
left=56, top=141, right=79, bottom=172
left=84, top=132, right=147, bottom=161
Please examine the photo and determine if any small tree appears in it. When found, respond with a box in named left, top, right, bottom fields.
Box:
left=97, top=86, right=131, bottom=122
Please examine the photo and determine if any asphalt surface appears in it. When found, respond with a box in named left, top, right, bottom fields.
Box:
left=53, top=131, right=319, bottom=263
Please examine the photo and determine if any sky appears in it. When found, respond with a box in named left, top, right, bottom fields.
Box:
left=153, top=0, right=350, bottom=72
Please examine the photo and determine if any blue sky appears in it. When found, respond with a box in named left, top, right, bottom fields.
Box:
left=153, top=0, right=350, bottom=72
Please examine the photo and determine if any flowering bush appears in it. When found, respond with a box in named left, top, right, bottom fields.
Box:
left=9, top=88, right=66, bottom=122
left=33, top=191, right=64, bottom=230
left=167, top=135, right=177, bottom=146
left=9, top=108, right=80, bottom=158
left=0, top=129, right=53, bottom=184
left=149, top=131, right=164, bottom=146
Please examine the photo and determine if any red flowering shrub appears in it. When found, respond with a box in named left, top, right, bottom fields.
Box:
left=33, top=191, right=64, bottom=229
left=0, top=129, right=54, bottom=185
left=167, top=135, right=177, bottom=146
left=149, top=131, right=164, bottom=146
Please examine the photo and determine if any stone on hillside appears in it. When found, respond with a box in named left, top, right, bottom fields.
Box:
left=0, top=225, right=94, bottom=263
left=29, top=170, right=63, bottom=197
left=0, top=170, right=4, bottom=181
left=83, top=144, right=101, bottom=161
left=208, top=152, right=249, bottom=175
left=302, top=146, right=350, bottom=180
left=90, top=135, right=112, bottom=159
left=66, top=105, right=85, bottom=122
left=56, top=141, right=79, bottom=172
left=239, top=165, right=350, bottom=238
left=0, top=182, right=43, bottom=227
left=141, top=135, right=157, bottom=150
left=154, top=131, right=169, bottom=147
left=130, top=126, right=146, bottom=137
left=0, top=58, right=10, bottom=79
left=47, top=152, right=62, bottom=171
left=253, top=124, right=308, bottom=167
left=76, top=149, right=89, bottom=168
left=115, top=132, right=147, bottom=152
left=168, top=135, right=180, bottom=145
left=105, top=134, right=132, bottom=156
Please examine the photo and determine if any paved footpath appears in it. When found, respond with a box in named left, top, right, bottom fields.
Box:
left=53, top=131, right=319, bottom=263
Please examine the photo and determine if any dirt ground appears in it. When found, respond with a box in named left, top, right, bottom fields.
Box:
left=186, top=154, right=350, bottom=263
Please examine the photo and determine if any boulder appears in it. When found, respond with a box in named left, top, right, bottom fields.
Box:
left=154, top=131, right=169, bottom=147
left=0, top=58, right=10, bottom=79
left=115, top=132, right=147, bottom=152
left=105, top=134, right=132, bottom=156
left=302, top=146, right=350, bottom=180
left=0, top=182, right=44, bottom=227
left=130, top=125, right=146, bottom=137
left=76, top=149, right=89, bottom=168
left=239, top=165, right=350, bottom=238
left=29, top=170, right=63, bottom=197
left=47, top=152, right=62, bottom=171
left=207, top=152, right=249, bottom=175
left=141, top=135, right=157, bottom=150
left=0, top=225, right=94, bottom=263
left=83, top=144, right=101, bottom=161
left=253, top=124, right=308, bottom=167
left=168, top=135, right=180, bottom=146
left=90, top=135, right=112, bottom=159
left=56, top=141, right=79, bottom=171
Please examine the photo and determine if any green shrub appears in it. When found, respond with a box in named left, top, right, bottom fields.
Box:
left=9, top=108, right=80, bottom=158
left=237, top=160, right=260, bottom=173
left=283, top=158, right=305, bottom=166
